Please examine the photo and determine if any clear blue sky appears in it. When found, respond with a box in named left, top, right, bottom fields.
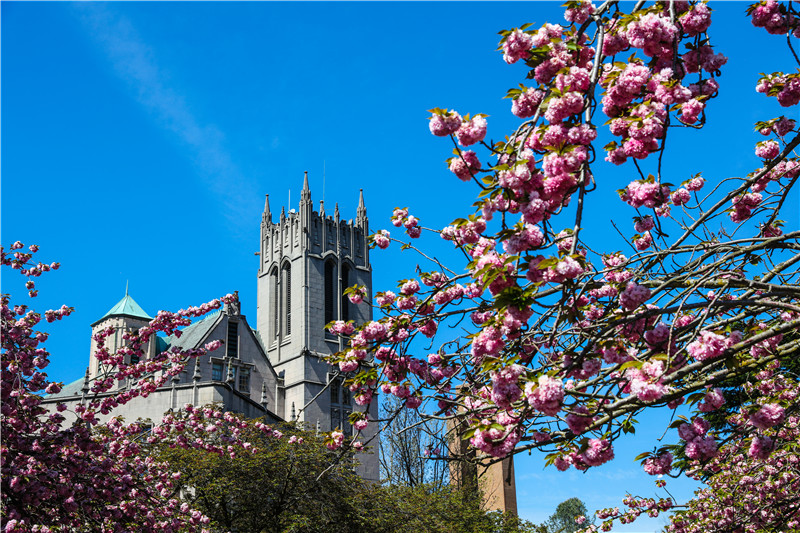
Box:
left=2, top=2, right=797, bottom=529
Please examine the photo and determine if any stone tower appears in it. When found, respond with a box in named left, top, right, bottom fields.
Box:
left=88, top=288, right=157, bottom=382
left=256, top=172, right=378, bottom=480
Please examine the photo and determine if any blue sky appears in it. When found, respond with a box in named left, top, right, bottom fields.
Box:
left=2, top=2, right=798, bottom=529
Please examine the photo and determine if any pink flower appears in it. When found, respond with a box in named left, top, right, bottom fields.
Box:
left=564, top=0, right=594, bottom=24
left=680, top=2, right=712, bottom=36
left=671, top=188, right=691, bottom=206
left=428, top=110, right=461, bottom=136
left=503, top=29, right=534, bottom=64
left=750, top=403, right=785, bottom=430
left=680, top=99, right=705, bottom=123
left=525, top=375, right=564, bottom=416
left=755, top=140, right=780, bottom=159
left=634, top=215, right=655, bottom=233
left=685, top=176, right=705, bottom=192
left=686, top=330, right=728, bottom=361
left=373, top=230, right=390, bottom=249
left=634, top=231, right=653, bottom=251
left=748, top=435, right=775, bottom=459
left=619, top=282, right=650, bottom=310
left=698, top=388, right=725, bottom=412
left=456, top=116, right=488, bottom=146
left=643, top=452, right=673, bottom=475
left=512, top=88, right=545, bottom=118
left=581, top=438, right=614, bottom=466
left=376, top=291, right=396, bottom=307
left=326, top=430, right=345, bottom=451
left=449, top=151, right=482, bottom=181
left=566, top=406, right=594, bottom=435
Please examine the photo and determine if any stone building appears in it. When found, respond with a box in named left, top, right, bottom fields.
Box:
left=44, top=173, right=379, bottom=481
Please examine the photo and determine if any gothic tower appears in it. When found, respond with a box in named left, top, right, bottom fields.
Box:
left=256, top=172, right=378, bottom=480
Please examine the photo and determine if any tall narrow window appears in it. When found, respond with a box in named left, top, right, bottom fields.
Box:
left=271, top=268, right=278, bottom=340
left=330, top=378, right=340, bottom=404
left=325, top=260, right=336, bottom=324
left=329, top=376, right=353, bottom=435
left=238, top=368, right=250, bottom=392
left=282, top=263, right=291, bottom=337
left=226, top=320, right=238, bottom=358
left=212, top=362, right=223, bottom=381
left=341, top=264, right=351, bottom=323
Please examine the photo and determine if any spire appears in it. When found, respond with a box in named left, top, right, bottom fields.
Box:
left=320, top=200, right=325, bottom=217
left=301, top=171, right=311, bottom=204
left=262, top=194, right=272, bottom=224
left=334, top=202, right=340, bottom=222
left=226, top=357, right=235, bottom=384
left=125, top=280, right=129, bottom=296
left=357, top=188, right=367, bottom=225
left=193, top=358, right=202, bottom=382
left=81, top=367, right=90, bottom=401
left=260, top=382, right=269, bottom=410
left=280, top=205, right=286, bottom=221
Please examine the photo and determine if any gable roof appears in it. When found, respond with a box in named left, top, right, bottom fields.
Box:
left=44, top=376, right=85, bottom=399
left=165, top=309, right=221, bottom=350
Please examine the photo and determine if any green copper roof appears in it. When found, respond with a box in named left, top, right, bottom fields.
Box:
left=101, top=294, right=152, bottom=321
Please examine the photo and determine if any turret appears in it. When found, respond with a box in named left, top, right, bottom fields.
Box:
left=356, top=188, right=367, bottom=227
left=89, top=289, right=153, bottom=381
left=262, top=194, right=272, bottom=226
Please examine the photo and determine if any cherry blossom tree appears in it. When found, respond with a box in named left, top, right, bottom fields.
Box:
left=0, top=242, right=257, bottom=532
left=326, top=0, right=800, bottom=527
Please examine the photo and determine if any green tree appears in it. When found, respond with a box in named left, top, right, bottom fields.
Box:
left=544, top=498, right=591, bottom=533
left=148, top=407, right=539, bottom=533
left=149, top=413, right=366, bottom=533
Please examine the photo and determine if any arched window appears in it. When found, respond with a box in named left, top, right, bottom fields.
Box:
left=341, top=263, right=351, bottom=323
left=325, top=260, right=336, bottom=325
left=270, top=268, right=279, bottom=340
left=281, top=262, right=291, bottom=337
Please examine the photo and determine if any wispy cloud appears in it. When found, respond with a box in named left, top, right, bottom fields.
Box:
left=73, top=4, right=259, bottom=234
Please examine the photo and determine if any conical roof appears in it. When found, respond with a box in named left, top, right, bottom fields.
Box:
left=93, top=292, right=152, bottom=326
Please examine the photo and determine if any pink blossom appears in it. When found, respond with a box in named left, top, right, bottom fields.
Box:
left=750, top=403, right=785, bottom=430
left=428, top=110, right=461, bottom=136
left=634, top=215, right=655, bottom=233
left=503, top=29, right=534, bottom=64
left=564, top=0, right=595, bottom=24
left=680, top=98, right=705, bottom=123
left=643, top=452, right=673, bottom=475
left=373, top=230, right=390, bottom=249
left=524, top=375, right=564, bottom=416
left=449, top=151, right=482, bottom=181
left=619, top=282, right=650, bottom=310
left=512, top=88, right=545, bottom=118
left=456, top=116, right=488, bottom=146
left=748, top=435, right=775, bottom=459
left=698, top=388, right=726, bottom=412
left=755, top=140, right=780, bottom=159
left=686, top=330, right=728, bottom=361
left=680, top=2, right=712, bottom=36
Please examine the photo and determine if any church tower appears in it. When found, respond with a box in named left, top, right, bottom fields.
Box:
left=88, top=288, right=157, bottom=382
left=256, top=172, right=377, bottom=480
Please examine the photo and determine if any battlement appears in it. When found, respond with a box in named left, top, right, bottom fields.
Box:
left=258, top=172, right=369, bottom=272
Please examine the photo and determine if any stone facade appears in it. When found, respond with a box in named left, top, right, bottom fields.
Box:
left=448, top=410, right=518, bottom=514
left=43, top=173, right=379, bottom=482
left=256, top=173, right=378, bottom=481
